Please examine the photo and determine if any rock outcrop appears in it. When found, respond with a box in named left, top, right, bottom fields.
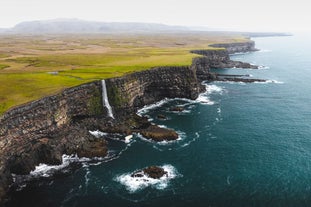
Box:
left=0, top=81, right=110, bottom=203
left=0, top=40, right=260, bottom=204
left=131, top=166, right=168, bottom=179
left=140, top=125, right=179, bottom=142
left=210, top=41, right=258, bottom=54
left=105, top=66, right=200, bottom=118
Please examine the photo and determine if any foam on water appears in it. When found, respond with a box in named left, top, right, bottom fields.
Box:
left=12, top=154, right=109, bottom=188
left=89, top=130, right=107, bottom=138
left=253, top=79, right=284, bottom=84
left=137, top=99, right=170, bottom=116
left=29, top=154, right=82, bottom=178
left=137, top=98, right=198, bottom=116
left=114, top=164, right=179, bottom=193
left=196, top=95, right=215, bottom=105
left=196, top=84, right=224, bottom=105
left=258, top=65, right=270, bottom=69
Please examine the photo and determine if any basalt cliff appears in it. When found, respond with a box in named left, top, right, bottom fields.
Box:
left=0, top=41, right=259, bottom=204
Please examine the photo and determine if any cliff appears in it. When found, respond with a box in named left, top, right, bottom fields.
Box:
left=210, top=40, right=258, bottom=54
left=106, top=66, right=200, bottom=118
left=191, top=48, right=258, bottom=82
left=0, top=40, right=257, bottom=204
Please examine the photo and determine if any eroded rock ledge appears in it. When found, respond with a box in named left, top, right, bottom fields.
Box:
left=0, top=40, right=260, bottom=204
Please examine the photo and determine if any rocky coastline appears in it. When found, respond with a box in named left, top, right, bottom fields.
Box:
left=0, top=40, right=262, bottom=204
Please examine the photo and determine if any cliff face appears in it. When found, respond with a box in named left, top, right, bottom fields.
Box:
left=210, top=41, right=258, bottom=54
left=0, top=40, right=257, bottom=203
left=0, top=66, right=201, bottom=203
left=0, top=81, right=109, bottom=202
left=191, top=41, right=258, bottom=82
left=106, top=66, right=200, bottom=117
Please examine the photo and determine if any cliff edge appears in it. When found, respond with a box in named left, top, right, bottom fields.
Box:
left=0, top=40, right=258, bottom=204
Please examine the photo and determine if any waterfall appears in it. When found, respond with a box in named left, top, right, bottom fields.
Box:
left=101, top=80, right=114, bottom=119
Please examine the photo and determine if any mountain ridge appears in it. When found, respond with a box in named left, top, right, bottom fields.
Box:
left=1, top=19, right=190, bottom=34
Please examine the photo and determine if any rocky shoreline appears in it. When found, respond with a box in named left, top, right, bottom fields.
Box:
left=0, top=40, right=263, bottom=204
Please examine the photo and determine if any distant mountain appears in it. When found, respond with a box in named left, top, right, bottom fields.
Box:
left=0, top=28, right=8, bottom=33
left=3, top=19, right=190, bottom=34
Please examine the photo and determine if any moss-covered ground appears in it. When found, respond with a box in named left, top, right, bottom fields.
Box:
left=0, top=33, right=248, bottom=114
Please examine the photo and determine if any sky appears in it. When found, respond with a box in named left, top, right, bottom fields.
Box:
left=1, top=0, right=310, bottom=32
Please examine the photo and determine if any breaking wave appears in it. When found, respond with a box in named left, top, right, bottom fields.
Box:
left=114, top=164, right=179, bottom=193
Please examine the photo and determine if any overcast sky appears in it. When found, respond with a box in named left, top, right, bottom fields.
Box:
left=1, top=0, right=310, bottom=32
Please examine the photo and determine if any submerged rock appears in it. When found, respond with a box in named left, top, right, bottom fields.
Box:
left=169, top=106, right=184, bottom=112
left=141, top=125, right=178, bottom=142
left=157, top=114, right=167, bottom=120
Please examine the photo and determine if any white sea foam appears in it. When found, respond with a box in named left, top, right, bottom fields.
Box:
left=12, top=154, right=107, bottom=185
left=196, top=94, right=214, bottom=105
left=114, top=164, right=179, bottom=193
left=217, top=107, right=221, bottom=114
left=258, top=49, right=272, bottom=53
left=255, top=80, right=284, bottom=84
left=137, top=98, right=198, bottom=116
left=214, top=81, right=247, bottom=85
left=206, top=84, right=223, bottom=94
left=196, top=84, right=223, bottom=105
left=230, top=51, right=251, bottom=56
left=124, top=135, right=133, bottom=143
left=258, top=65, right=270, bottom=70
left=29, top=154, right=81, bottom=178
left=89, top=130, right=107, bottom=138
left=137, top=99, right=170, bottom=116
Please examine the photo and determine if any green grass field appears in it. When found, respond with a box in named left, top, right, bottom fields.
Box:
left=0, top=33, right=249, bottom=114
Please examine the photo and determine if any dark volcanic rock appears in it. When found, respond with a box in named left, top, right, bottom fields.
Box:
left=157, top=114, right=167, bottom=120
left=169, top=106, right=184, bottom=112
left=215, top=77, right=266, bottom=83
left=210, top=41, right=258, bottom=54
left=143, top=166, right=168, bottom=179
left=131, top=166, right=168, bottom=179
left=141, top=125, right=178, bottom=142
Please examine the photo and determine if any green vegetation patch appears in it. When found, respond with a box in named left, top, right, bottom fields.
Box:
left=0, top=33, right=250, bottom=115
left=0, top=64, right=9, bottom=70
left=87, top=88, right=103, bottom=115
left=107, top=84, right=128, bottom=108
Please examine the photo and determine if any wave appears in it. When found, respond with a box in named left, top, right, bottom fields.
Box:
left=205, top=84, right=223, bottom=94
left=137, top=98, right=200, bottom=116
left=258, top=65, right=270, bottom=70
left=137, top=99, right=170, bottom=116
left=255, top=79, right=284, bottom=84
left=11, top=153, right=112, bottom=189
left=89, top=130, right=107, bottom=138
left=258, top=49, right=272, bottom=53
left=196, top=95, right=214, bottom=105
left=196, top=84, right=224, bottom=105
left=114, top=164, right=179, bottom=193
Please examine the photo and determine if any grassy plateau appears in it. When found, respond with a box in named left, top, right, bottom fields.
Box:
left=0, top=32, right=249, bottom=114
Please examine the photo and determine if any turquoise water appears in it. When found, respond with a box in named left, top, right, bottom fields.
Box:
left=7, top=34, right=311, bottom=207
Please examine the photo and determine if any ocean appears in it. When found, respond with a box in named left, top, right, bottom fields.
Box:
left=7, top=34, right=311, bottom=207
